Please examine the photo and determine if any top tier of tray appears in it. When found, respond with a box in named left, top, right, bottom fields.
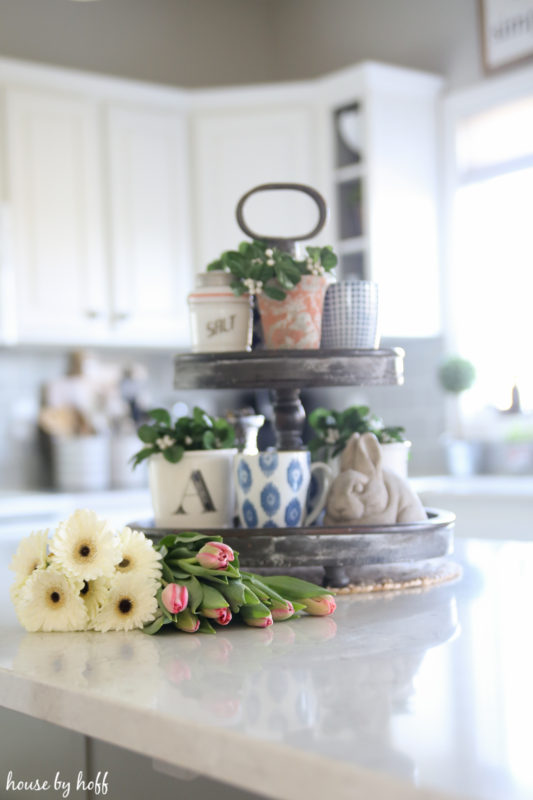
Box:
left=174, top=347, right=404, bottom=391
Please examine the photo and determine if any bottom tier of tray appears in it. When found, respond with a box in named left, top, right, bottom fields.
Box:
left=130, top=507, right=455, bottom=588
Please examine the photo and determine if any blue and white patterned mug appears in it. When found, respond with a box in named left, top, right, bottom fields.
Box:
left=234, top=451, right=333, bottom=529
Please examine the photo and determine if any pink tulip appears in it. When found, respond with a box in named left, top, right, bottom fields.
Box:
left=175, top=608, right=200, bottom=633
left=302, top=595, right=336, bottom=616
left=271, top=600, right=295, bottom=622
left=161, top=583, right=189, bottom=615
left=201, top=607, right=232, bottom=626
left=242, top=613, right=273, bottom=628
left=196, top=542, right=235, bottom=570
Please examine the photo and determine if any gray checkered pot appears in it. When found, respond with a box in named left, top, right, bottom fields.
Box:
left=321, top=280, right=380, bottom=349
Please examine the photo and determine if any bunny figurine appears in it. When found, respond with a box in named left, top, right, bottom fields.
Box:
left=324, top=432, right=427, bottom=525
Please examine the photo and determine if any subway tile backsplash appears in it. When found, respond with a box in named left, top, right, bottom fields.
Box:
left=0, top=337, right=446, bottom=489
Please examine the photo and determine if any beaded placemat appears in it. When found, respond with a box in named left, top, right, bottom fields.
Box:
left=329, top=561, right=462, bottom=595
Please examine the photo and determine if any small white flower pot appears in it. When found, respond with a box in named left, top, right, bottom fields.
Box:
left=380, top=441, right=411, bottom=479
left=330, top=440, right=411, bottom=478
left=148, top=450, right=237, bottom=528
left=52, top=435, right=111, bottom=492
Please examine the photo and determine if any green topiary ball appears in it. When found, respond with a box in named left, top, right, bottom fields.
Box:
left=438, top=357, right=476, bottom=394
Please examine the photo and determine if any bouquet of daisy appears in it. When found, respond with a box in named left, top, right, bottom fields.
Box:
left=10, top=512, right=336, bottom=634
left=10, top=510, right=161, bottom=632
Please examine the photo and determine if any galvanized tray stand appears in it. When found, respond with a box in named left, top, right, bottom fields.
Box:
left=175, top=347, right=404, bottom=451
left=168, top=183, right=454, bottom=587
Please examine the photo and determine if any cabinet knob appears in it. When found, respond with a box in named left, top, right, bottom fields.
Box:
left=112, top=312, right=130, bottom=322
left=85, top=310, right=104, bottom=319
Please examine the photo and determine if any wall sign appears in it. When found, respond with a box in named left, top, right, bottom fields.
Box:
left=481, top=0, right=533, bottom=70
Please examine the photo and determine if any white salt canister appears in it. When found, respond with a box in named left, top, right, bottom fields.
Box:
left=188, top=272, right=253, bottom=353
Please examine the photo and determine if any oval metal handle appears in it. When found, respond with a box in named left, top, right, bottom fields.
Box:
left=235, top=183, right=328, bottom=254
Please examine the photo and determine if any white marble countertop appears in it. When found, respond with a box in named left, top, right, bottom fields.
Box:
left=1, top=535, right=532, bottom=800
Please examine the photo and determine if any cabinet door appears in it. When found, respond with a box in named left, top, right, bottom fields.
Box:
left=6, top=88, right=108, bottom=343
left=107, top=106, right=191, bottom=347
left=192, top=106, right=319, bottom=270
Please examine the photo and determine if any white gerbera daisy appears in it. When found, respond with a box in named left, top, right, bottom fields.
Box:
left=15, top=568, right=87, bottom=632
left=115, top=527, right=162, bottom=582
left=80, top=577, right=110, bottom=624
left=50, top=509, right=121, bottom=581
left=9, top=530, right=49, bottom=597
left=92, top=573, right=158, bottom=632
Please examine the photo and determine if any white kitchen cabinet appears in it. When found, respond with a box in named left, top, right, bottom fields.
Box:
left=317, top=63, right=443, bottom=337
left=5, top=87, right=109, bottom=344
left=191, top=91, right=322, bottom=269
left=106, top=105, right=191, bottom=346
left=0, top=57, right=443, bottom=345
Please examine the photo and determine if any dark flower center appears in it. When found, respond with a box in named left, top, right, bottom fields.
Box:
left=80, top=582, right=89, bottom=596
left=50, top=591, right=61, bottom=603
left=118, top=558, right=130, bottom=569
left=79, top=545, right=91, bottom=557
left=118, top=598, right=132, bottom=614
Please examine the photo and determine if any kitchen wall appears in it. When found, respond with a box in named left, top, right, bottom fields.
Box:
left=0, top=348, right=243, bottom=491
left=270, top=0, right=483, bottom=88
left=0, top=0, right=483, bottom=89
left=0, top=0, right=274, bottom=87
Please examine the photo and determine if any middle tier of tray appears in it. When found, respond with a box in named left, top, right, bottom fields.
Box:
left=174, top=347, right=404, bottom=390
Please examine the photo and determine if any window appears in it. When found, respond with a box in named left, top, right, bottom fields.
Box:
left=448, top=85, right=533, bottom=414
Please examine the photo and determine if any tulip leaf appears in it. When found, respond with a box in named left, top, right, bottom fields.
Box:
left=176, top=558, right=229, bottom=581
left=156, top=588, right=174, bottom=621
left=161, top=562, right=175, bottom=583
left=143, top=615, right=167, bottom=635
left=240, top=601, right=271, bottom=619
left=243, top=573, right=287, bottom=605
left=218, top=580, right=246, bottom=612
left=201, top=583, right=229, bottom=610
left=259, top=575, right=333, bottom=600
left=184, top=576, right=203, bottom=613
left=198, top=618, right=216, bottom=635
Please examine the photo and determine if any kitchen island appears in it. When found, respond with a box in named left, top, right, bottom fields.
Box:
left=0, top=535, right=532, bottom=800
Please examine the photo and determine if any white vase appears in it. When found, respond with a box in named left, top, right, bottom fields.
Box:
left=52, top=435, right=110, bottom=491
left=148, top=450, right=237, bottom=528
left=111, top=434, right=148, bottom=489
left=330, top=441, right=411, bottom=479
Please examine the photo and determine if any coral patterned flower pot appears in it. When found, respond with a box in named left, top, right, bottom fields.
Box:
left=257, top=275, right=329, bottom=349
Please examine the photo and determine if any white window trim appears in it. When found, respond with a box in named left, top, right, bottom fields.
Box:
left=442, top=62, right=533, bottom=354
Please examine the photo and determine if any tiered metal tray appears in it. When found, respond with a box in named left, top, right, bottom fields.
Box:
left=170, top=348, right=455, bottom=588
left=175, top=348, right=404, bottom=450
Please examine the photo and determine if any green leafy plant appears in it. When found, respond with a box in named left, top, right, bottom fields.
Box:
left=308, top=405, right=406, bottom=462
left=132, top=407, right=236, bottom=467
left=207, top=239, right=338, bottom=302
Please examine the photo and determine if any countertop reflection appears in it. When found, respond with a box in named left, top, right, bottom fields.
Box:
left=1, top=537, right=532, bottom=800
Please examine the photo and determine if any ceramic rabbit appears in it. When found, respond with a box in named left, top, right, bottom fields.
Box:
left=324, top=432, right=427, bottom=525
